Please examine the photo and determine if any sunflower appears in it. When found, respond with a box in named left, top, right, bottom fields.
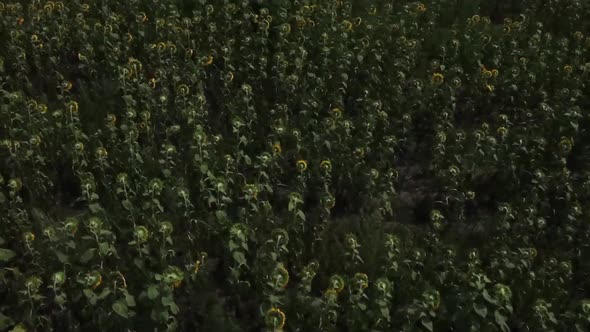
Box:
left=86, top=271, right=102, bottom=289
left=96, top=147, right=108, bottom=158
left=354, top=273, right=369, bottom=290
left=280, top=23, right=291, bottom=34
left=431, top=72, right=444, bottom=85
left=106, top=114, right=116, bottom=126
left=62, top=82, right=73, bottom=92
left=272, top=142, right=282, bottom=155
left=52, top=272, right=66, bottom=287
left=416, top=3, right=427, bottom=13
left=265, top=308, right=286, bottom=330
left=87, top=217, right=103, bottom=233
left=225, top=71, right=234, bottom=82
left=134, top=225, right=149, bottom=243
left=159, top=221, right=173, bottom=236
left=64, top=218, right=79, bottom=235
left=331, top=107, right=342, bottom=118
left=8, top=178, right=22, bottom=192
left=38, top=104, right=48, bottom=114
left=559, top=136, right=573, bottom=153
left=67, top=101, right=79, bottom=113
left=29, top=135, right=41, bottom=146
left=320, top=159, right=332, bottom=173
left=202, top=55, right=214, bottom=66
left=163, top=266, right=184, bottom=289
left=296, top=160, right=308, bottom=172
left=494, top=283, right=512, bottom=302
left=273, top=264, right=290, bottom=289
left=24, top=232, right=35, bottom=243
left=330, top=274, right=345, bottom=293
left=342, top=20, right=353, bottom=32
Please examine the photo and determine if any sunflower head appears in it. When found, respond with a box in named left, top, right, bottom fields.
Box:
left=24, top=232, right=35, bottom=243
left=273, top=264, right=289, bottom=289
left=431, top=73, right=444, bottom=85
left=416, top=3, right=427, bottom=13
left=296, top=160, right=308, bottom=172
left=330, top=274, right=345, bottom=293
left=85, top=271, right=102, bottom=289
left=331, top=107, right=342, bottom=118
left=106, top=114, right=116, bottom=126
left=494, top=283, right=512, bottom=302
left=353, top=273, right=369, bottom=290
left=96, top=147, right=108, bottom=158
left=202, top=54, right=214, bottom=66
left=559, top=136, right=573, bottom=154
left=320, top=159, right=332, bottom=173
left=52, top=271, right=66, bottom=287
left=342, top=20, right=353, bottom=32
left=265, top=308, right=286, bottom=330
left=272, top=142, right=282, bottom=155
left=67, top=101, right=79, bottom=113
left=134, top=225, right=149, bottom=243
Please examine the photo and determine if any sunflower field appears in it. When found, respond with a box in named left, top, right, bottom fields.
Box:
left=1, top=0, right=590, bottom=331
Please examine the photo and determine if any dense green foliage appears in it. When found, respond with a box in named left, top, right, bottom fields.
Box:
left=1, top=0, right=590, bottom=331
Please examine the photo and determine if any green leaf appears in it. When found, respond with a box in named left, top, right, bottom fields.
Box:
left=147, top=286, right=159, bottom=300
left=473, top=303, right=487, bottom=318
left=89, top=203, right=103, bottom=213
left=420, top=317, right=433, bottom=332
left=482, top=289, right=495, bottom=304
left=99, top=242, right=110, bottom=255
left=56, top=251, right=69, bottom=263
left=125, top=294, right=136, bottom=307
left=112, top=301, right=129, bottom=318
left=80, top=248, right=96, bottom=263
left=494, top=309, right=507, bottom=325
left=215, top=210, right=227, bottom=222
left=54, top=295, right=66, bottom=306
left=10, top=324, right=26, bottom=332
left=83, top=289, right=95, bottom=299
left=161, top=295, right=174, bottom=306
left=199, top=164, right=208, bottom=174
left=0, top=248, right=16, bottom=262
left=122, top=200, right=133, bottom=211
left=232, top=251, right=247, bottom=266
left=296, top=210, right=306, bottom=221
left=0, top=312, right=14, bottom=330
left=97, top=288, right=111, bottom=299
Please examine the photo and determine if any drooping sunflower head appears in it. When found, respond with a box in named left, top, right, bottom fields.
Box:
left=272, top=142, right=282, bottom=155
left=265, top=308, right=286, bottom=330
left=353, top=273, right=369, bottom=290
left=134, top=225, right=149, bottom=243
left=329, top=274, right=345, bottom=293
left=273, top=264, right=290, bottom=289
